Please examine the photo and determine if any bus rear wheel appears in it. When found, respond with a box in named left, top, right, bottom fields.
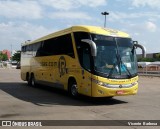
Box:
left=30, top=74, right=36, bottom=87
left=69, top=81, right=78, bottom=97
left=27, top=73, right=31, bottom=86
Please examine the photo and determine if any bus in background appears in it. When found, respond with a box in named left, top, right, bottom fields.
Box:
left=21, top=26, right=146, bottom=98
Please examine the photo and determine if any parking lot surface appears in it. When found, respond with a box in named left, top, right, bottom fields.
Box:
left=0, top=69, right=160, bottom=129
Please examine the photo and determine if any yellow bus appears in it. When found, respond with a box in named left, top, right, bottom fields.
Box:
left=21, top=25, right=146, bottom=97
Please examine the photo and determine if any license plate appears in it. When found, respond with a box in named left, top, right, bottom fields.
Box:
left=116, top=90, right=125, bottom=95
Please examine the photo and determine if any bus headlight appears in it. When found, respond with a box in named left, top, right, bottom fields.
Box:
left=97, top=81, right=109, bottom=87
left=97, top=81, right=138, bottom=88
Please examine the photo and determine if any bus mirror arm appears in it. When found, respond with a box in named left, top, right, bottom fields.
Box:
left=81, top=39, right=97, bottom=57
left=133, top=41, right=146, bottom=58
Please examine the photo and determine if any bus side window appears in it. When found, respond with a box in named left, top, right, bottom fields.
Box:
left=35, top=34, right=74, bottom=58
left=74, top=32, right=91, bottom=71
left=82, top=45, right=91, bottom=71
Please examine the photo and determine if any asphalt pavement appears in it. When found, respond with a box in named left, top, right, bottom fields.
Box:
left=0, top=68, right=160, bottom=129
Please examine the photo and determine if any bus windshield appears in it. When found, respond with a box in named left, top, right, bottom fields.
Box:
left=91, top=34, right=137, bottom=79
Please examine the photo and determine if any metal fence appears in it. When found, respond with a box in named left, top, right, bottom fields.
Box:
left=138, top=63, right=160, bottom=76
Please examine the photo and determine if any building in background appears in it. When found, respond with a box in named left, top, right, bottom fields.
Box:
left=137, top=52, right=160, bottom=59
left=2, top=50, right=11, bottom=60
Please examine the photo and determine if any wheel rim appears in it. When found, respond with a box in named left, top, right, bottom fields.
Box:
left=27, top=75, right=30, bottom=85
left=31, top=76, right=35, bottom=86
left=71, top=84, right=77, bottom=96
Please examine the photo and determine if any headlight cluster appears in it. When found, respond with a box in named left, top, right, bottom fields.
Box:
left=96, top=81, right=138, bottom=88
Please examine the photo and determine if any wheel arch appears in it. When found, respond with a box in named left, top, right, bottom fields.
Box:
left=68, top=76, right=77, bottom=91
left=26, top=72, right=30, bottom=81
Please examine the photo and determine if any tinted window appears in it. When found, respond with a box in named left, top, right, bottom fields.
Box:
left=22, top=46, right=26, bottom=52
left=74, top=32, right=91, bottom=70
left=36, top=34, right=74, bottom=57
left=81, top=44, right=91, bottom=71
left=74, top=32, right=90, bottom=49
left=36, top=42, right=44, bottom=56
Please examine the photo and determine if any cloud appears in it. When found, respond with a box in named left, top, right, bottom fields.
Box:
left=0, top=0, right=107, bottom=20
left=132, top=0, right=160, bottom=9
left=145, top=21, right=157, bottom=32
left=78, top=0, right=107, bottom=7
left=118, top=20, right=159, bottom=53
left=122, top=21, right=157, bottom=36
left=18, top=23, right=55, bottom=40
left=40, top=0, right=77, bottom=11
left=49, top=11, right=92, bottom=20
left=0, top=0, right=43, bottom=19
left=108, top=11, right=160, bottom=21
left=40, top=0, right=107, bottom=10
left=0, top=22, right=55, bottom=50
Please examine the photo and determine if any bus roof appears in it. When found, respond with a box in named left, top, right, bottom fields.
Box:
left=23, top=25, right=130, bottom=46
left=72, top=25, right=130, bottom=37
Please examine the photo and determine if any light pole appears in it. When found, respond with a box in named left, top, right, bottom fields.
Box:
left=11, top=44, right=12, bottom=60
left=101, top=11, right=109, bottom=28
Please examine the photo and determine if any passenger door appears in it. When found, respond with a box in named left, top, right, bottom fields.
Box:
left=78, top=43, right=92, bottom=96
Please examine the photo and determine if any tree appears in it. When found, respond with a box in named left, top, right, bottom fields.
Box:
left=3, top=53, right=8, bottom=61
left=155, top=53, right=160, bottom=59
left=0, top=52, right=8, bottom=61
left=138, top=53, right=160, bottom=62
left=138, top=58, right=154, bottom=62
left=12, top=51, right=21, bottom=62
left=0, top=52, right=2, bottom=61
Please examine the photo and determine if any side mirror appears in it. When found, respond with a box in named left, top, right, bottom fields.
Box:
left=133, top=41, right=146, bottom=58
left=81, top=39, right=97, bottom=57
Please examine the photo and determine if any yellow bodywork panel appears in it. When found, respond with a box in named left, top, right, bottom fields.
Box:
left=91, top=75, right=138, bottom=97
left=21, top=25, right=138, bottom=97
left=23, top=25, right=130, bottom=46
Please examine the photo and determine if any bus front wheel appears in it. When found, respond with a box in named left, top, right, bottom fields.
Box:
left=69, top=80, right=78, bottom=97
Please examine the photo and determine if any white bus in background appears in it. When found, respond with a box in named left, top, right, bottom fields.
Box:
left=138, top=62, right=160, bottom=67
left=138, top=62, right=151, bottom=68
left=138, top=62, right=160, bottom=74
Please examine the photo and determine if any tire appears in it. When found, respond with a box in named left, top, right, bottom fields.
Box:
left=27, top=74, right=31, bottom=86
left=30, top=74, right=36, bottom=87
left=69, top=80, right=78, bottom=97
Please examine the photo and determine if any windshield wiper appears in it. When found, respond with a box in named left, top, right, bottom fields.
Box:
left=116, top=38, right=133, bottom=78
left=108, top=38, right=132, bottom=78
left=108, top=38, right=122, bottom=78
left=119, top=57, right=132, bottom=78
left=108, top=62, right=117, bottom=78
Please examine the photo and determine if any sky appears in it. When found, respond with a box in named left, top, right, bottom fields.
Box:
left=0, top=0, right=160, bottom=54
